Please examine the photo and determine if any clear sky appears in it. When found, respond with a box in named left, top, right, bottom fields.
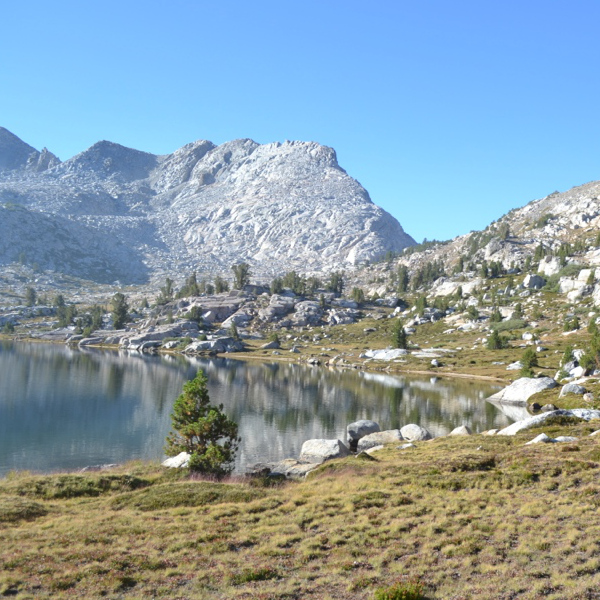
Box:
left=2, top=0, right=599, bottom=243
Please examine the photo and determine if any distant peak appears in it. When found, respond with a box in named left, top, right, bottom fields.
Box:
left=0, top=127, right=40, bottom=172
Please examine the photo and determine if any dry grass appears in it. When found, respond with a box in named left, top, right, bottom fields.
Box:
left=3, top=428, right=600, bottom=599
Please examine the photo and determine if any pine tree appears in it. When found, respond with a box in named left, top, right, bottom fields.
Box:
left=165, top=370, right=240, bottom=477
left=392, top=320, right=408, bottom=349
left=111, top=293, right=129, bottom=329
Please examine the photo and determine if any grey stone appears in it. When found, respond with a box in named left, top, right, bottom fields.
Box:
left=364, top=349, right=408, bottom=360
left=497, top=409, right=600, bottom=436
left=161, top=452, right=190, bottom=468
left=525, top=433, right=553, bottom=445
left=400, top=423, right=432, bottom=441
left=270, top=459, right=319, bottom=479
left=523, top=274, right=546, bottom=289
left=559, top=383, right=587, bottom=397
left=347, top=420, right=380, bottom=448
left=356, top=429, right=403, bottom=452
left=299, top=439, right=350, bottom=464
left=541, top=403, right=558, bottom=412
left=488, top=377, right=558, bottom=404
left=449, top=425, right=472, bottom=436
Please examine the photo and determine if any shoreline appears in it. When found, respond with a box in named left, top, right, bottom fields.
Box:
left=2, top=334, right=508, bottom=384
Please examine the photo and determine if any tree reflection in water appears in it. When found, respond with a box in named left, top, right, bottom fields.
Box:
left=0, top=342, right=508, bottom=475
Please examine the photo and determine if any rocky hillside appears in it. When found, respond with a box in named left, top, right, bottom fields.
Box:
left=0, top=127, right=415, bottom=284
left=393, top=180, right=600, bottom=280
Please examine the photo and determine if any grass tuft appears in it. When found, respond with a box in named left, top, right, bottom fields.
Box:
left=110, top=481, right=263, bottom=511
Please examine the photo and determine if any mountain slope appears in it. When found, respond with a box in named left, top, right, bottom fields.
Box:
left=0, top=129, right=415, bottom=284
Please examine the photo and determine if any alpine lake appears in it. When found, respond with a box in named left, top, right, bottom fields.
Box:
left=0, top=341, right=516, bottom=476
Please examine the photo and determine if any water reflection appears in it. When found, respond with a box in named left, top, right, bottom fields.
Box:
left=0, top=341, right=508, bottom=476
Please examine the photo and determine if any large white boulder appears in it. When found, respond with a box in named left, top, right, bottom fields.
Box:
left=400, top=423, right=432, bottom=441
left=488, top=377, right=558, bottom=404
left=299, top=439, right=350, bottom=464
left=357, top=429, right=403, bottom=452
left=347, top=420, right=380, bottom=447
left=161, top=452, right=190, bottom=468
left=497, top=409, right=600, bottom=436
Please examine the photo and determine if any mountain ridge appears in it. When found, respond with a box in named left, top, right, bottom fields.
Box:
left=0, top=128, right=415, bottom=284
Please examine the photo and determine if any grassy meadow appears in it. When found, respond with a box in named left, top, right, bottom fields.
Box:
left=3, top=418, right=600, bottom=599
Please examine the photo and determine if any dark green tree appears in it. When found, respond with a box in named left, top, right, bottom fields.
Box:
left=325, top=271, right=344, bottom=296
left=214, top=276, right=229, bottom=294
left=397, top=265, right=410, bottom=293
left=270, top=276, right=283, bottom=295
left=231, top=262, right=251, bottom=289
left=165, top=370, right=240, bottom=477
left=282, top=271, right=306, bottom=295
left=487, top=330, right=507, bottom=350
left=490, top=307, right=503, bottom=323
left=228, top=321, right=240, bottom=341
left=520, top=347, right=538, bottom=377
left=306, top=276, right=322, bottom=295
left=157, top=277, right=174, bottom=305
left=111, top=293, right=129, bottom=329
left=24, top=287, right=36, bottom=307
left=351, top=287, right=365, bottom=306
left=178, top=272, right=200, bottom=298
left=391, top=320, right=408, bottom=349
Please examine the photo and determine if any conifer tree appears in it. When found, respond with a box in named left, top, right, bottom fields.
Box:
left=165, top=370, right=240, bottom=477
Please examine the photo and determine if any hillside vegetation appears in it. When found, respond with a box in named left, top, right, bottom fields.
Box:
left=2, top=419, right=600, bottom=599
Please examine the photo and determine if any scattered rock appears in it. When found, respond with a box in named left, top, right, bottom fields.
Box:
left=357, top=429, right=403, bottom=452
left=299, top=439, right=351, bottom=464
left=560, top=383, right=587, bottom=397
left=525, top=433, right=553, bottom=445
left=347, top=420, right=380, bottom=450
left=497, top=409, right=600, bottom=436
left=449, top=425, right=472, bottom=436
left=488, top=377, right=558, bottom=404
left=161, top=452, right=190, bottom=468
left=400, top=423, right=432, bottom=442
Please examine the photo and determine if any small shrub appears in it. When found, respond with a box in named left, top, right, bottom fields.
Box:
left=230, top=566, right=279, bottom=585
left=0, top=497, right=47, bottom=522
left=564, top=316, right=580, bottom=332
left=492, top=319, right=527, bottom=332
left=391, top=320, right=408, bottom=349
left=521, top=347, right=538, bottom=377
left=373, top=578, right=425, bottom=600
left=487, top=330, right=508, bottom=350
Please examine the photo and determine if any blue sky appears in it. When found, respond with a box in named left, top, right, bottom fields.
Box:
left=2, top=0, right=600, bottom=243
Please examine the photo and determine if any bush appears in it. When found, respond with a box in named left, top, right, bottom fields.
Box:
left=373, top=578, right=425, bottom=600
left=492, top=319, right=527, bottom=332
left=165, top=370, right=240, bottom=477
left=391, top=320, right=408, bottom=349
left=564, top=315, right=580, bottom=332
left=487, top=330, right=508, bottom=350
left=520, top=347, right=538, bottom=377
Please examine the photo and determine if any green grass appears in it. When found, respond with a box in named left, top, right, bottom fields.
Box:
left=3, top=430, right=600, bottom=598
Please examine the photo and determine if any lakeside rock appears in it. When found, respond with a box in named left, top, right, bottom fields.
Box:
left=357, top=429, right=403, bottom=451
left=488, top=377, right=558, bottom=404
left=400, top=423, right=432, bottom=441
left=347, top=420, right=380, bottom=450
left=299, top=439, right=351, bottom=464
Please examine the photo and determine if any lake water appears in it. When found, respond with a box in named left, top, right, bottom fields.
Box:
left=0, top=341, right=511, bottom=476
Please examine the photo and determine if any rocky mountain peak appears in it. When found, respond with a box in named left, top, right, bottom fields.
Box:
left=0, top=128, right=415, bottom=284
left=0, top=127, right=41, bottom=172
left=55, top=140, right=159, bottom=182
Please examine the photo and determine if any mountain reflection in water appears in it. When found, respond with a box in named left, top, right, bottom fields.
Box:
left=0, top=342, right=508, bottom=475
